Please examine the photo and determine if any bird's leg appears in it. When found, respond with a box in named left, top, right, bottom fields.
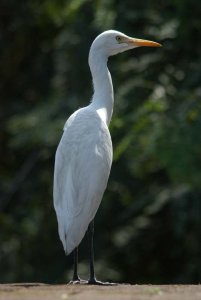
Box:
left=87, top=219, right=117, bottom=285
left=69, top=247, right=81, bottom=284
left=69, top=247, right=87, bottom=284
left=72, top=247, right=80, bottom=281
left=87, top=219, right=96, bottom=284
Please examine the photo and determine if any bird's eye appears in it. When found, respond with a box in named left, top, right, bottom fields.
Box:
left=116, top=36, right=122, bottom=43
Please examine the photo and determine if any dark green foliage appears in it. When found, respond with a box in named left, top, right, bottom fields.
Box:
left=0, top=0, right=201, bottom=284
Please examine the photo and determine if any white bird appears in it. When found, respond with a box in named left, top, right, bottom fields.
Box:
left=53, top=30, right=161, bottom=284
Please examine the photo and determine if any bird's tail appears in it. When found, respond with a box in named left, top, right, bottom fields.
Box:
left=57, top=215, right=74, bottom=255
left=53, top=170, right=76, bottom=255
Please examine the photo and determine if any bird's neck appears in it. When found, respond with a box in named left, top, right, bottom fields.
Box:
left=88, top=50, right=114, bottom=126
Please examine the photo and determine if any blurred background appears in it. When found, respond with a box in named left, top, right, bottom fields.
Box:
left=0, top=0, right=201, bottom=284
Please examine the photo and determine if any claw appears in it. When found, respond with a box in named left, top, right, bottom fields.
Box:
left=88, top=278, right=117, bottom=286
left=68, top=279, right=88, bottom=285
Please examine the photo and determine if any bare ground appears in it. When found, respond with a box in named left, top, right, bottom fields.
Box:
left=0, top=283, right=201, bottom=300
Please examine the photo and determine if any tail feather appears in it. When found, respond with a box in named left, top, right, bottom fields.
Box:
left=58, top=211, right=90, bottom=255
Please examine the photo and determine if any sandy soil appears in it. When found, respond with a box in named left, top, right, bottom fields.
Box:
left=0, top=283, right=201, bottom=300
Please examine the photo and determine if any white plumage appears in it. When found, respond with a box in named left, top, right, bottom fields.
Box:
left=54, top=108, right=112, bottom=254
left=53, top=30, right=161, bottom=256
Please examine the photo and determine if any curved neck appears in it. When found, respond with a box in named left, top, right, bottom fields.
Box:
left=88, top=49, right=114, bottom=125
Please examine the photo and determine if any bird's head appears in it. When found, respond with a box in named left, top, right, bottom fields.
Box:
left=90, top=30, right=161, bottom=57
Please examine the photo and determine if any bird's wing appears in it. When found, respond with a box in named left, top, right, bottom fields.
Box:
left=53, top=108, right=112, bottom=254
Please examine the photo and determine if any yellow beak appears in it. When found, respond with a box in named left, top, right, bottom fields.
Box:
left=128, top=37, right=162, bottom=48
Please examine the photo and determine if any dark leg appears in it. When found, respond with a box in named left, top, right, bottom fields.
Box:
left=87, top=220, right=116, bottom=285
left=87, top=220, right=96, bottom=284
left=69, top=247, right=81, bottom=284
left=69, top=247, right=87, bottom=284
left=72, top=247, right=80, bottom=281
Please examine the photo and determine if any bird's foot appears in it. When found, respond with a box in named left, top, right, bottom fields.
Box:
left=68, top=276, right=88, bottom=285
left=88, top=278, right=117, bottom=286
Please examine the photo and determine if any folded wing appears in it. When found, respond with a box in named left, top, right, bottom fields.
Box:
left=53, top=108, right=112, bottom=254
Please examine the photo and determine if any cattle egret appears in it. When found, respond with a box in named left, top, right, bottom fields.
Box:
left=53, top=30, right=161, bottom=284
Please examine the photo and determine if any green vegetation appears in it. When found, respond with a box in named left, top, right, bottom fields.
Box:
left=0, top=0, right=201, bottom=284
